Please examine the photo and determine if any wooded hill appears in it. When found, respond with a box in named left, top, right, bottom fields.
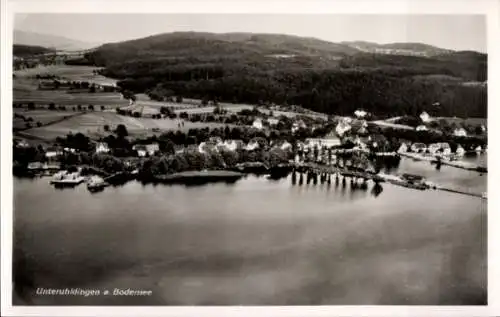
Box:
left=81, top=32, right=487, bottom=118
left=13, top=44, right=55, bottom=57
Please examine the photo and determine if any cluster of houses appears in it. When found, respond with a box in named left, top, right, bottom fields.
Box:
left=416, top=111, right=486, bottom=137
left=397, top=141, right=484, bottom=158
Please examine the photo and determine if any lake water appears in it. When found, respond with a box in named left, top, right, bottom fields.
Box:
left=13, top=156, right=487, bottom=305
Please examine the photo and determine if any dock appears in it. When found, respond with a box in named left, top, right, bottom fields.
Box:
left=399, top=152, right=487, bottom=173
left=433, top=185, right=486, bottom=199
left=290, top=162, right=486, bottom=198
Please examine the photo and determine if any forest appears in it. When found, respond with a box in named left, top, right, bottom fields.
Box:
left=79, top=32, right=487, bottom=118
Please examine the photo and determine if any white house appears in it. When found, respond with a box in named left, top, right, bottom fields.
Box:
left=221, top=140, right=243, bottom=152
left=245, top=140, right=260, bottom=151
left=335, top=120, right=352, bottom=137
left=267, top=118, right=280, bottom=126
left=146, top=143, right=160, bottom=156
left=15, top=140, right=30, bottom=148
left=252, top=118, right=263, bottom=130
left=63, top=147, right=77, bottom=153
left=453, top=128, right=468, bottom=137
left=416, top=125, right=428, bottom=131
left=456, top=145, right=465, bottom=157
left=95, top=142, right=110, bottom=154
left=133, top=143, right=159, bottom=157
left=280, top=141, right=293, bottom=151
left=420, top=111, right=431, bottom=123
left=354, top=110, right=367, bottom=118
left=397, top=143, right=409, bottom=153
left=428, top=143, right=451, bottom=156
left=45, top=147, right=63, bottom=159
left=133, top=145, right=147, bottom=157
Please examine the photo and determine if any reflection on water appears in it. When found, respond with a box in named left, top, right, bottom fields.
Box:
left=13, top=157, right=487, bottom=305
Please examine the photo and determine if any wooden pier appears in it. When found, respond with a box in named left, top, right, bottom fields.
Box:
left=290, top=162, right=486, bottom=199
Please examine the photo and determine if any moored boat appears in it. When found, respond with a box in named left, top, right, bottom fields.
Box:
left=87, top=176, right=109, bottom=192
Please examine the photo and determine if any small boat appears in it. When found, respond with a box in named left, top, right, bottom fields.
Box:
left=87, top=176, right=109, bottom=192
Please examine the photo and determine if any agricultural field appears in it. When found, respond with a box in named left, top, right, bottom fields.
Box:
left=19, top=111, right=234, bottom=141
left=14, top=65, right=117, bottom=86
left=13, top=109, right=81, bottom=130
left=14, top=88, right=129, bottom=107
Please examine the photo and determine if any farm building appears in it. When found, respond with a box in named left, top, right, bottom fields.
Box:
left=416, top=125, right=428, bottom=131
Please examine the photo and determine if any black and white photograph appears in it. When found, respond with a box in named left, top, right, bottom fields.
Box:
left=1, top=0, right=497, bottom=315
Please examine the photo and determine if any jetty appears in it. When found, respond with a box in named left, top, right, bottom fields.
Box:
left=435, top=186, right=486, bottom=199
left=399, top=152, right=487, bottom=173
left=290, top=162, right=485, bottom=198
left=50, top=171, right=85, bottom=187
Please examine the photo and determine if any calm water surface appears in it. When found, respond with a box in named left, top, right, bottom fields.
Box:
left=13, top=157, right=487, bottom=305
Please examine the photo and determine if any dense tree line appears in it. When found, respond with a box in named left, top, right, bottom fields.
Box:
left=13, top=44, right=55, bottom=57
left=101, top=65, right=486, bottom=118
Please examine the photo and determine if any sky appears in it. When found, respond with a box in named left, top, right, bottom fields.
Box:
left=14, top=14, right=486, bottom=52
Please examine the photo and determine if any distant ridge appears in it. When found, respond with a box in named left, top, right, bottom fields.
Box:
left=341, top=41, right=454, bottom=57
left=14, top=30, right=100, bottom=51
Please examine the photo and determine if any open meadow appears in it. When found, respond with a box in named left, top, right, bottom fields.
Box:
left=18, top=111, right=234, bottom=141
left=13, top=64, right=327, bottom=143
left=14, top=65, right=117, bottom=85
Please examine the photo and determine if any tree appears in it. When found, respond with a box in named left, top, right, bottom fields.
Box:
left=77, top=104, right=82, bottom=111
left=48, top=103, right=56, bottom=110
left=104, top=124, right=110, bottom=132
left=88, top=104, right=95, bottom=111
left=115, top=124, right=128, bottom=138
left=160, top=106, right=173, bottom=116
left=27, top=102, right=35, bottom=110
left=36, top=121, right=42, bottom=127
left=474, top=125, right=484, bottom=135
left=176, top=95, right=183, bottom=103
left=101, top=105, right=106, bottom=111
